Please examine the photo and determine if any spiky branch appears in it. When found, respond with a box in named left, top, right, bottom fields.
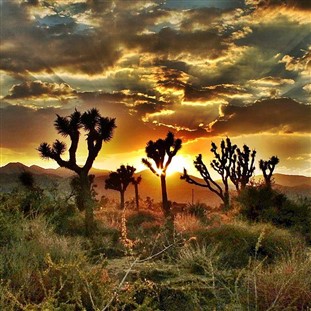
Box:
left=181, top=138, right=236, bottom=210
left=230, top=145, right=256, bottom=192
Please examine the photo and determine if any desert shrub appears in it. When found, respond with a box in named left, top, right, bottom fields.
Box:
left=0, top=209, right=24, bottom=248
left=126, top=210, right=158, bottom=227
left=234, top=251, right=311, bottom=310
left=187, top=202, right=209, bottom=221
left=193, top=221, right=304, bottom=268
left=111, top=278, right=203, bottom=311
left=237, top=185, right=311, bottom=242
left=179, top=242, right=220, bottom=275
left=175, top=213, right=204, bottom=235
left=0, top=215, right=111, bottom=310
left=84, top=229, right=125, bottom=261
left=50, top=202, right=86, bottom=236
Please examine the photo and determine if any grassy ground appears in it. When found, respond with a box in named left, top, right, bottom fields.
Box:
left=0, top=190, right=310, bottom=310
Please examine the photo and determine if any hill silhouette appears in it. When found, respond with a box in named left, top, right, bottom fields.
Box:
left=1, top=163, right=310, bottom=206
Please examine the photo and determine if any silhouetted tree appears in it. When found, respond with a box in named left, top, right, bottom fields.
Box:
left=142, top=132, right=182, bottom=218
left=38, top=108, right=116, bottom=235
left=19, top=171, right=35, bottom=190
left=230, top=145, right=256, bottom=192
left=105, top=165, right=136, bottom=209
left=18, top=171, right=43, bottom=215
left=259, top=156, right=279, bottom=188
left=181, top=138, right=236, bottom=210
left=131, top=175, right=142, bottom=210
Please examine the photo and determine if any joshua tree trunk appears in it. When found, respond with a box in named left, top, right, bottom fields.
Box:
left=223, top=182, right=230, bottom=211
left=79, top=173, right=94, bottom=236
left=161, top=174, right=174, bottom=240
left=223, top=192, right=230, bottom=211
left=120, top=190, right=125, bottom=210
left=134, top=183, right=139, bottom=210
left=160, top=174, right=170, bottom=216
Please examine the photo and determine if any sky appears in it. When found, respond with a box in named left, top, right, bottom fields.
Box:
left=0, top=0, right=310, bottom=177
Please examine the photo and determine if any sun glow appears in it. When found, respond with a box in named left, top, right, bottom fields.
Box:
left=166, top=155, right=190, bottom=176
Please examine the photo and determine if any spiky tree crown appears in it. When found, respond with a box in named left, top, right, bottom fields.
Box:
left=38, top=108, right=116, bottom=175
left=105, top=165, right=136, bottom=192
left=142, top=131, right=182, bottom=176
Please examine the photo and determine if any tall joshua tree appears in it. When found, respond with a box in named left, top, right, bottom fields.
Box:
left=142, top=132, right=182, bottom=218
left=132, top=176, right=142, bottom=210
left=38, top=108, right=116, bottom=235
left=105, top=165, right=136, bottom=209
left=230, top=145, right=256, bottom=192
left=181, top=138, right=236, bottom=210
left=259, top=156, right=279, bottom=188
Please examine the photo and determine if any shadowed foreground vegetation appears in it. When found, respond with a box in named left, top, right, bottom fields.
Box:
left=1, top=181, right=311, bottom=310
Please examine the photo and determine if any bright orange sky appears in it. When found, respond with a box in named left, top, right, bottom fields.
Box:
left=1, top=0, right=310, bottom=177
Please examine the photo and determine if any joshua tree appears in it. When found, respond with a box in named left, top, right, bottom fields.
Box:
left=105, top=165, right=136, bottom=209
left=131, top=175, right=142, bottom=210
left=181, top=138, right=236, bottom=210
left=259, top=156, right=279, bottom=188
left=38, top=108, right=116, bottom=235
left=142, top=132, right=182, bottom=218
left=230, top=145, right=256, bottom=192
left=19, top=171, right=35, bottom=190
left=18, top=171, right=43, bottom=215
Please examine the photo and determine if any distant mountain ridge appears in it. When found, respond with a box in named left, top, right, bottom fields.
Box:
left=0, top=162, right=110, bottom=178
left=1, top=162, right=310, bottom=205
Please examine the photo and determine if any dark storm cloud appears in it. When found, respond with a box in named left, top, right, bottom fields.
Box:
left=235, top=15, right=310, bottom=54
left=246, top=0, right=311, bottom=10
left=0, top=1, right=121, bottom=75
left=127, top=27, right=228, bottom=59
left=210, top=98, right=311, bottom=136
left=154, top=59, right=190, bottom=74
left=184, top=84, right=246, bottom=102
left=5, top=81, right=77, bottom=99
left=180, top=7, right=225, bottom=31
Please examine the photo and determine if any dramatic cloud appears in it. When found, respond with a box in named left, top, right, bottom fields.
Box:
left=1, top=0, right=310, bottom=175
left=209, top=98, right=311, bottom=135
left=5, top=81, right=77, bottom=99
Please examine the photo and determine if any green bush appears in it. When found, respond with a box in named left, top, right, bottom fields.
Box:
left=237, top=185, right=311, bottom=242
left=0, top=215, right=111, bottom=310
left=193, top=221, right=304, bottom=268
left=126, top=210, right=157, bottom=227
left=236, top=251, right=311, bottom=310
left=187, top=202, right=209, bottom=222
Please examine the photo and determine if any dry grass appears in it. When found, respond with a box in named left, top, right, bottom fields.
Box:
left=174, top=213, right=205, bottom=234
left=248, top=251, right=311, bottom=310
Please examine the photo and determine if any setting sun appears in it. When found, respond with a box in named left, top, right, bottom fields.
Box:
left=166, top=155, right=189, bottom=176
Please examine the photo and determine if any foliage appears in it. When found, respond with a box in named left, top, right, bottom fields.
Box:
left=237, top=185, right=311, bottom=242
left=186, top=202, right=209, bottom=222
left=192, top=221, right=304, bottom=268
left=1, top=180, right=311, bottom=310
left=0, top=213, right=111, bottom=310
